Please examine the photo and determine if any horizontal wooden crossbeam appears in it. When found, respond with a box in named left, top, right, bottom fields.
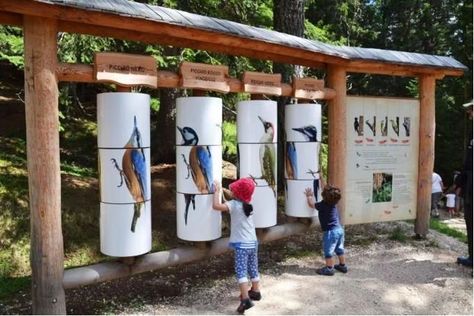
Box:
left=56, top=62, right=337, bottom=99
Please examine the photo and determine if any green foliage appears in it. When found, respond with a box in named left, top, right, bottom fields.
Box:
left=0, top=276, right=30, bottom=300
left=0, top=26, right=23, bottom=68
left=222, top=121, right=237, bottom=161
left=430, top=218, right=467, bottom=243
left=388, top=226, right=408, bottom=242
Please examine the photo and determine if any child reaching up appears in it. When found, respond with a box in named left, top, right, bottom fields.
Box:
left=212, top=178, right=261, bottom=314
left=305, top=177, right=347, bottom=276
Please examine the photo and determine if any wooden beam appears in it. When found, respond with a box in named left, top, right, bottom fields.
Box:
left=0, top=11, right=22, bottom=26
left=56, top=62, right=336, bottom=99
left=326, top=65, right=347, bottom=223
left=63, top=222, right=311, bottom=289
left=23, top=16, right=66, bottom=314
left=347, top=61, right=454, bottom=78
left=415, top=75, right=436, bottom=237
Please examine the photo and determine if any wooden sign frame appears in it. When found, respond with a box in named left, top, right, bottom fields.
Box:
left=179, top=62, right=230, bottom=93
left=242, top=71, right=282, bottom=96
left=94, top=52, right=158, bottom=88
left=293, top=77, right=325, bottom=100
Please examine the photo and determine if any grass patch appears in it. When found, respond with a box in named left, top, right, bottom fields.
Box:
left=0, top=276, right=30, bottom=300
left=388, top=226, right=408, bottom=242
left=430, top=218, right=467, bottom=243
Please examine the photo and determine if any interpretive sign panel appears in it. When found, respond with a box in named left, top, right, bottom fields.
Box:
left=180, top=62, right=230, bottom=93
left=242, top=71, right=281, bottom=95
left=344, top=96, right=419, bottom=224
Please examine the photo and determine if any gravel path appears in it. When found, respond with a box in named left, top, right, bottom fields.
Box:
left=126, top=222, right=473, bottom=315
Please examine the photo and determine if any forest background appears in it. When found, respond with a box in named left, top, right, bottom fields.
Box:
left=0, top=0, right=472, bottom=300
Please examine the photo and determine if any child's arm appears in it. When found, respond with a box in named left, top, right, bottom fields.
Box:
left=212, top=181, right=229, bottom=212
left=305, top=188, right=315, bottom=209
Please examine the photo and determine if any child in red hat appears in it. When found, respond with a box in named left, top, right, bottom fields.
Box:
left=213, top=178, right=261, bottom=314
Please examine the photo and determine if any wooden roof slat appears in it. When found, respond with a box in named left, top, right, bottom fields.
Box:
left=0, top=0, right=467, bottom=75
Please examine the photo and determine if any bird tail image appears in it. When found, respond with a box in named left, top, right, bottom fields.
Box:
left=131, top=202, right=143, bottom=232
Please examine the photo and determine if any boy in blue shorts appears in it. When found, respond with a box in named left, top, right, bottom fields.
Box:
left=305, top=180, right=347, bottom=276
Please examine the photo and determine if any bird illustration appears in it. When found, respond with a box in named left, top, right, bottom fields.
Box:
left=177, top=126, right=214, bottom=225
left=257, top=116, right=276, bottom=197
left=365, top=117, right=376, bottom=136
left=286, top=142, right=298, bottom=180
left=390, top=117, right=400, bottom=136
left=380, top=116, right=388, bottom=136
left=403, top=117, right=410, bottom=137
left=111, top=116, right=147, bottom=233
left=353, top=117, right=360, bottom=134
left=292, top=125, right=318, bottom=142
left=307, top=169, right=320, bottom=202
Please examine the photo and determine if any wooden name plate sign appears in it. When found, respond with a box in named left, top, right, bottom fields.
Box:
left=180, top=62, right=230, bottom=93
left=293, top=77, right=325, bottom=99
left=243, top=71, right=282, bottom=95
left=94, top=52, right=158, bottom=88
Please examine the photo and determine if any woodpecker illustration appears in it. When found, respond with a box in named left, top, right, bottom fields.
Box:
left=365, top=116, right=376, bottom=136
left=286, top=142, right=298, bottom=180
left=353, top=117, right=360, bottom=135
left=257, top=116, right=276, bottom=197
left=292, top=125, right=318, bottom=142
left=177, top=126, right=214, bottom=225
left=380, top=116, right=388, bottom=136
left=403, top=117, right=410, bottom=137
left=390, top=117, right=400, bottom=136
left=111, top=116, right=147, bottom=233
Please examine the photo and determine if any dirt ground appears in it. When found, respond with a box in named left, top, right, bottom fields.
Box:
left=2, top=164, right=473, bottom=315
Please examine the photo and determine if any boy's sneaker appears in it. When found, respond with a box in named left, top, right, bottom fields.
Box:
left=248, top=289, right=262, bottom=301
left=237, top=298, right=254, bottom=314
left=316, top=266, right=335, bottom=276
left=334, top=264, right=348, bottom=273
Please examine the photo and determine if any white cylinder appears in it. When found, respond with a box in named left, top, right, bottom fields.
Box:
left=285, top=103, right=321, bottom=142
left=237, top=100, right=277, bottom=228
left=99, top=148, right=151, bottom=203
left=251, top=186, right=277, bottom=228
left=97, top=92, right=152, bottom=257
left=176, top=194, right=222, bottom=241
left=285, top=180, right=319, bottom=217
left=237, top=100, right=278, bottom=143
left=176, top=97, right=222, bottom=145
left=176, top=97, right=223, bottom=241
left=100, top=201, right=152, bottom=257
left=97, top=93, right=150, bottom=148
left=285, top=103, right=322, bottom=217
left=176, top=145, right=222, bottom=194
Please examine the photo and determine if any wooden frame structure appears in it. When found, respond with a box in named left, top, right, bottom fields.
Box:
left=0, top=0, right=467, bottom=313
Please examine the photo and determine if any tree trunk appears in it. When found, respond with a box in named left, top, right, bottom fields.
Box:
left=151, top=46, right=182, bottom=164
left=273, top=0, right=305, bottom=190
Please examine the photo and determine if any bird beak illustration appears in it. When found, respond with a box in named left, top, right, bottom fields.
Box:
left=258, top=116, right=265, bottom=125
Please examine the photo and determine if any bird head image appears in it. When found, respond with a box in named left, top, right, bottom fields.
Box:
left=292, top=125, right=318, bottom=142
left=258, top=115, right=275, bottom=141
left=177, top=126, right=199, bottom=145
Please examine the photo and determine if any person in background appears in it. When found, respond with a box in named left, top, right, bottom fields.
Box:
left=431, top=172, right=444, bottom=218
left=455, top=99, right=473, bottom=268
left=212, top=178, right=261, bottom=314
left=445, top=189, right=457, bottom=217
left=305, top=176, right=347, bottom=276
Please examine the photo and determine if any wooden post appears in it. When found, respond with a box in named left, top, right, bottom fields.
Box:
left=24, top=16, right=66, bottom=314
left=326, top=65, right=346, bottom=222
left=415, top=75, right=436, bottom=237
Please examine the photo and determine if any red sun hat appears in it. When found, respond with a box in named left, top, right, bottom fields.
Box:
left=229, top=178, right=256, bottom=203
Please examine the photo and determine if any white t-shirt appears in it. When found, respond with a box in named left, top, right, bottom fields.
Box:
left=446, top=193, right=456, bottom=208
left=432, top=173, right=443, bottom=193
left=225, top=200, right=257, bottom=247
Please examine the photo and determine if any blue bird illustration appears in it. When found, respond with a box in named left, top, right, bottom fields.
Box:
left=111, top=116, right=147, bottom=233
left=307, top=169, right=320, bottom=202
left=292, top=125, right=318, bottom=142
left=380, top=116, right=388, bottom=136
left=256, top=116, right=276, bottom=197
left=286, top=142, right=298, bottom=179
left=177, top=126, right=214, bottom=225
left=402, top=117, right=410, bottom=137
